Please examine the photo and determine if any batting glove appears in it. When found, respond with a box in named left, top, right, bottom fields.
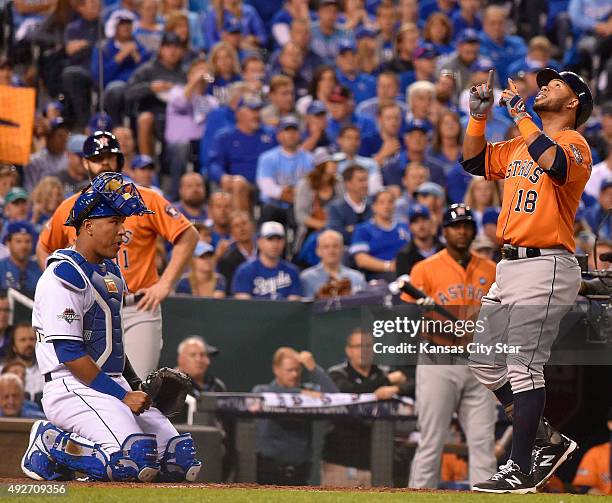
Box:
left=500, top=78, right=531, bottom=124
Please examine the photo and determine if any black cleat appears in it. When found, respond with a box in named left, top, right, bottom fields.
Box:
left=472, top=460, right=537, bottom=494
left=531, top=434, right=578, bottom=489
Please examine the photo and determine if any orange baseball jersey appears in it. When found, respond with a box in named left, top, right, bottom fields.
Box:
left=441, top=453, right=468, bottom=483
left=484, top=129, right=591, bottom=252
left=401, top=249, right=496, bottom=307
left=572, top=442, right=611, bottom=494
left=38, top=187, right=193, bottom=292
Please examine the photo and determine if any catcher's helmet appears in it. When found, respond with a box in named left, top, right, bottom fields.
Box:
left=82, top=130, right=125, bottom=169
left=443, top=203, right=476, bottom=228
left=536, top=68, right=593, bottom=128
left=65, top=172, right=154, bottom=228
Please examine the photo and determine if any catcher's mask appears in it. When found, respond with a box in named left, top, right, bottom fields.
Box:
left=65, top=172, right=154, bottom=229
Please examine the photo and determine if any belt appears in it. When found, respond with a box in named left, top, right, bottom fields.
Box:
left=501, top=245, right=567, bottom=261
left=45, top=371, right=122, bottom=382
left=123, top=293, right=144, bottom=307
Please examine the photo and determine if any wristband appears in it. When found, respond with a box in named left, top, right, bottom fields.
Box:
left=466, top=117, right=486, bottom=136
left=516, top=115, right=540, bottom=140
left=89, top=371, right=128, bottom=401
left=527, top=133, right=556, bottom=161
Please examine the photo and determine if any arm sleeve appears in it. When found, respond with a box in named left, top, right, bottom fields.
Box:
left=53, top=339, right=86, bottom=362
left=400, top=261, right=427, bottom=303
left=256, top=153, right=284, bottom=199
left=248, top=7, right=268, bottom=45
left=553, top=131, right=593, bottom=186
left=207, top=130, right=228, bottom=184
left=37, top=275, right=87, bottom=342
left=309, top=365, right=339, bottom=392
left=122, top=355, right=143, bottom=391
left=231, top=263, right=253, bottom=295
left=349, top=225, right=371, bottom=256
left=38, top=201, right=73, bottom=254
left=288, top=267, right=302, bottom=296
left=146, top=192, right=193, bottom=244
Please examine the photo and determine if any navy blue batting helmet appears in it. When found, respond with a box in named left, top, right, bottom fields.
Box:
left=443, top=203, right=476, bottom=228
left=65, top=173, right=154, bottom=228
left=82, top=131, right=125, bottom=169
left=536, top=68, right=593, bottom=128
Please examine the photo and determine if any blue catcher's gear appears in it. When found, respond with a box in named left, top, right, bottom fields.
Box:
left=22, top=421, right=75, bottom=481
left=65, top=172, right=154, bottom=229
left=23, top=421, right=159, bottom=482
left=82, top=131, right=125, bottom=169
left=158, top=433, right=202, bottom=482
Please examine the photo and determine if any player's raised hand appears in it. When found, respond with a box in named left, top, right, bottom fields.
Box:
left=500, top=78, right=529, bottom=123
left=469, top=69, right=495, bottom=120
left=123, top=390, right=152, bottom=415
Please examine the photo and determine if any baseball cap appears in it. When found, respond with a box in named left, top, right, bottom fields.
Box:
left=131, top=154, right=155, bottom=170
left=471, top=57, right=495, bottom=73
left=222, top=15, right=242, bottom=34
left=5, top=187, right=28, bottom=204
left=236, top=96, right=264, bottom=110
left=277, top=116, right=300, bottom=131
left=319, top=0, right=339, bottom=7
left=404, top=118, right=431, bottom=134
left=161, top=31, right=184, bottom=47
left=408, top=204, right=430, bottom=223
left=67, top=134, right=87, bottom=156
left=414, top=182, right=444, bottom=199
left=312, top=147, right=345, bottom=166
left=328, top=85, right=352, bottom=103
left=413, top=43, right=439, bottom=60
left=306, top=100, right=327, bottom=116
left=482, top=206, right=500, bottom=226
left=457, top=28, right=480, bottom=44
left=338, top=39, right=357, bottom=54
left=259, top=221, right=285, bottom=238
left=88, top=112, right=113, bottom=133
left=536, top=67, right=593, bottom=127
left=355, top=26, right=378, bottom=40
left=600, top=179, right=612, bottom=192
left=3, top=220, right=35, bottom=244
left=194, top=240, right=215, bottom=257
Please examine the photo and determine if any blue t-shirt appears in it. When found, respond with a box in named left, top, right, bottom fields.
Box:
left=232, top=258, right=302, bottom=299
left=0, top=258, right=42, bottom=296
left=349, top=220, right=410, bottom=260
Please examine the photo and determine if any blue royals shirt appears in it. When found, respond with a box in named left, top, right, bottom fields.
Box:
left=349, top=220, right=410, bottom=261
left=0, top=257, right=42, bottom=296
left=232, top=258, right=302, bottom=299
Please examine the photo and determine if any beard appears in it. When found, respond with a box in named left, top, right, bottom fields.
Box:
left=184, top=195, right=205, bottom=207
left=533, top=95, right=565, bottom=114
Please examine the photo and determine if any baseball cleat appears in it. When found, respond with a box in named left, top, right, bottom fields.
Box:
left=21, top=420, right=73, bottom=481
left=472, top=460, right=537, bottom=494
left=531, top=434, right=578, bottom=488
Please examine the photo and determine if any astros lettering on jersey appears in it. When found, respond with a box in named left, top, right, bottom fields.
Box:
left=484, top=129, right=592, bottom=252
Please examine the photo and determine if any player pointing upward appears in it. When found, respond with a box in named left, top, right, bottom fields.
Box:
left=461, top=68, right=593, bottom=493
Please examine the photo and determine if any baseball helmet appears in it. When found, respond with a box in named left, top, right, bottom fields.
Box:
left=443, top=203, right=476, bottom=228
left=536, top=68, right=593, bottom=128
left=82, top=131, right=125, bottom=169
left=65, top=172, right=154, bottom=228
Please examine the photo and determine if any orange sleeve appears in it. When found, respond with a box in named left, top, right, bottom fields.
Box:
left=572, top=448, right=601, bottom=489
left=38, top=198, right=74, bottom=253
left=145, top=191, right=193, bottom=244
left=555, top=131, right=593, bottom=185
left=484, top=138, right=520, bottom=180
left=400, top=261, right=429, bottom=303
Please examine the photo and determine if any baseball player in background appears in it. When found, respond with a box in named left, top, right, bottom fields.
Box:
left=36, top=131, right=198, bottom=378
left=462, top=67, right=593, bottom=492
left=405, top=204, right=497, bottom=490
left=22, top=173, right=201, bottom=482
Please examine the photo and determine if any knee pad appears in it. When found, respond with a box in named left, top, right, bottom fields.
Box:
left=468, top=361, right=507, bottom=390
left=158, top=433, right=202, bottom=482
left=109, top=434, right=160, bottom=482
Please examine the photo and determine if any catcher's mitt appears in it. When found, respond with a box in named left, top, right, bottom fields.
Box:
left=141, top=367, right=192, bottom=417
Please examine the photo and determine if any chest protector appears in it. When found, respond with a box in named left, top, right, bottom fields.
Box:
left=49, top=249, right=125, bottom=374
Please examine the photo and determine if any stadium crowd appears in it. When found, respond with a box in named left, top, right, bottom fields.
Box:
left=0, top=0, right=611, bottom=493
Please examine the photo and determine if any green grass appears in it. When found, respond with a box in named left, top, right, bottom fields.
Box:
left=3, top=486, right=606, bottom=503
